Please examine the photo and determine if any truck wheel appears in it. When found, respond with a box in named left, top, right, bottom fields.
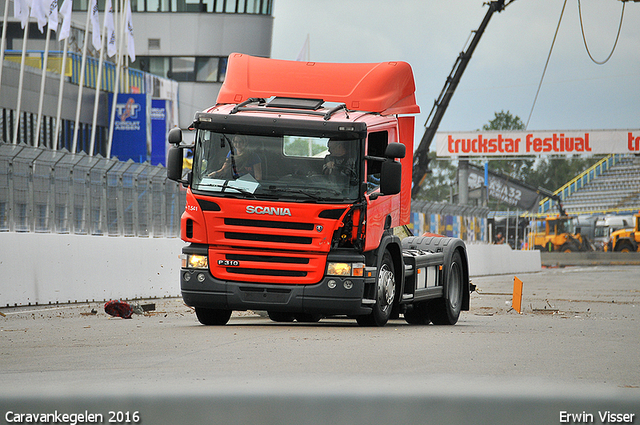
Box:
left=357, top=251, right=396, bottom=327
left=616, top=241, right=635, bottom=253
left=404, top=302, right=430, bottom=325
left=560, top=243, right=576, bottom=253
left=195, top=308, right=232, bottom=325
left=428, top=250, right=464, bottom=325
left=267, top=311, right=295, bottom=322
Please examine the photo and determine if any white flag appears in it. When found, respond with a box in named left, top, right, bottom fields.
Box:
left=47, top=0, right=59, bottom=30
left=58, top=0, right=72, bottom=41
left=14, top=0, right=31, bottom=29
left=105, top=0, right=116, bottom=57
left=30, top=0, right=48, bottom=32
left=125, top=0, right=135, bottom=62
left=90, top=0, right=101, bottom=50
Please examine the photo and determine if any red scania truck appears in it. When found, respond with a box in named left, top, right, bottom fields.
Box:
left=166, top=53, right=470, bottom=327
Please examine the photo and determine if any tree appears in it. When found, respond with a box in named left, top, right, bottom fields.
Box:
left=478, top=111, right=533, bottom=181
left=413, top=151, right=457, bottom=201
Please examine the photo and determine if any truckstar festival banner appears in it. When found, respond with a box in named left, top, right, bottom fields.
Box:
left=436, top=129, right=640, bottom=157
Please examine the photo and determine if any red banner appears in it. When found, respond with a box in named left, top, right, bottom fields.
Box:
left=436, top=129, right=640, bottom=157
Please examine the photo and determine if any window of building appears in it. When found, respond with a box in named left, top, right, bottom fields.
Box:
left=74, top=0, right=271, bottom=13
left=134, top=56, right=227, bottom=82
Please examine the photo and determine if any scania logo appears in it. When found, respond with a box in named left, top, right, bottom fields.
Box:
left=246, top=205, right=292, bottom=216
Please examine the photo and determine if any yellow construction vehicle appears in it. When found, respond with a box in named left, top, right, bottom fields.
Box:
left=528, top=214, right=592, bottom=252
left=606, top=213, right=640, bottom=252
left=527, top=187, right=594, bottom=252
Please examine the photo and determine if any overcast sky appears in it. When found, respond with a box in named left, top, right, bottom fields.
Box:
left=271, top=0, right=640, bottom=140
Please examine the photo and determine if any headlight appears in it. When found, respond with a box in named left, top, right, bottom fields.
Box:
left=327, top=262, right=364, bottom=276
left=181, top=254, right=208, bottom=269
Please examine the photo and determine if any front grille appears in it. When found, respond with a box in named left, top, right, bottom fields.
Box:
left=225, top=218, right=314, bottom=230
left=227, top=268, right=307, bottom=277
left=225, top=232, right=312, bottom=245
left=228, top=253, right=309, bottom=264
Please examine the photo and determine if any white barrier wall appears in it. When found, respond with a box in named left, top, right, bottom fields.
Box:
left=466, top=243, right=541, bottom=276
left=0, top=233, right=185, bottom=307
left=0, top=234, right=540, bottom=307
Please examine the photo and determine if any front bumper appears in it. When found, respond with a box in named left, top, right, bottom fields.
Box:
left=181, top=269, right=375, bottom=316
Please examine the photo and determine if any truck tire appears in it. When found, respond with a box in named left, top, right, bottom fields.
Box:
left=195, top=307, right=232, bottom=325
left=560, top=243, right=576, bottom=253
left=615, top=241, right=635, bottom=253
left=428, top=250, right=464, bottom=325
left=268, top=311, right=295, bottom=322
left=357, top=250, right=396, bottom=327
left=404, top=301, right=430, bottom=325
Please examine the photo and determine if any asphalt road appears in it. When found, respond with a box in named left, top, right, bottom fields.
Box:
left=1, top=265, right=639, bottom=424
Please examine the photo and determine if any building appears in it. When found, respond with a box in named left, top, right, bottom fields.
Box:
left=0, top=0, right=274, bottom=156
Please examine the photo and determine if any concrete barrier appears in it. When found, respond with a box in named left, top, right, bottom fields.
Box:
left=466, top=243, right=541, bottom=277
left=0, top=233, right=184, bottom=307
left=1, top=234, right=543, bottom=307
left=541, top=252, right=640, bottom=267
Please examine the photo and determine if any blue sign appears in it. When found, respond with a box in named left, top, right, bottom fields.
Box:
left=109, top=93, right=149, bottom=163
left=150, top=99, right=169, bottom=166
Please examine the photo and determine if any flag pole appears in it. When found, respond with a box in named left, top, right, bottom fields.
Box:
left=54, top=0, right=72, bottom=151
left=89, top=23, right=108, bottom=156
left=54, top=36, right=68, bottom=151
left=0, top=0, right=11, bottom=101
left=13, top=21, right=31, bottom=145
left=106, top=0, right=128, bottom=159
left=71, top=4, right=95, bottom=153
left=34, top=26, right=52, bottom=147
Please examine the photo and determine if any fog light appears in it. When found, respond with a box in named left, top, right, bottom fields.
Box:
left=197, top=273, right=206, bottom=283
left=327, top=279, right=337, bottom=289
left=343, top=280, right=353, bottom=290
left=183, top=272, right=191, bottom=281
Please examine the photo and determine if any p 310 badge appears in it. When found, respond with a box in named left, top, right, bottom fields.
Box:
left=218, top=260, right=240, bottom=266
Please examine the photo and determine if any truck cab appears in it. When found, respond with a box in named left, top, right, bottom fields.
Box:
left=167, top=53, right=470, bottom=326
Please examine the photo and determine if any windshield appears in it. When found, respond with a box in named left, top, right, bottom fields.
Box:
left=191, top=130, right=362, bottom=202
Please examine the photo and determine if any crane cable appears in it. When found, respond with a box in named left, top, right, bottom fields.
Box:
left=526, top=0, right=568, bottom=129
left=578, top=0, right=626, bottom=65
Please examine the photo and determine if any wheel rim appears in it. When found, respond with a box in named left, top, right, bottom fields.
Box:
left=448, top=260, right=462, bottom=310
left=378, top=263, right=395, bottom=311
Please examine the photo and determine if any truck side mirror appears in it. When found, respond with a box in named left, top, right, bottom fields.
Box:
left=384, top=142, right=405, bottom=159
left=168, top=127, right=183, bottom=145
left=167, top=146, right=184, bottom=182
left=380, top=160, right=401, bottom=195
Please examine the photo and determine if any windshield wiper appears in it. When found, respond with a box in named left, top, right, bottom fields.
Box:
left=263, top=186, right=342, bottom=201
left=197, top=182, right=257, bottom=198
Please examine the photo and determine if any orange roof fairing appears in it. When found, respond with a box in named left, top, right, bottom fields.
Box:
left=216, top=53, right=421, bottom=116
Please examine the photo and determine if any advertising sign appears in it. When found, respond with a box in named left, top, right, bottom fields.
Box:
left=436, top=129, right=640, bottom=157
left=150, top=99, right=169, bottom=166
left=468, top=164, right=541, bottom=211
left=109, top=93, right=149, bottom=163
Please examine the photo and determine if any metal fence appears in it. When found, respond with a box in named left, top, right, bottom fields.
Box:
left=0, top=143, right=185, bottom=237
